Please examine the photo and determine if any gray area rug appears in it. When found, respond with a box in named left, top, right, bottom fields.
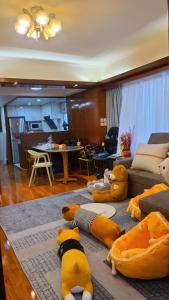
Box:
left=0, top=188, right=168, bottom=300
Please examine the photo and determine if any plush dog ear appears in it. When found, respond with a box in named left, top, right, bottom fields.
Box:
left=62, top=206, right=70, bottom=214
left=73, top=227, right=79, bottom=233
left=58, top=228, right=63, bottom=234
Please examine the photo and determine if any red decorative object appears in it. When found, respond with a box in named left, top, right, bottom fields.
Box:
left=122, top=150, right=131, bottom=157
left=120, top=129, right=133, bottom=157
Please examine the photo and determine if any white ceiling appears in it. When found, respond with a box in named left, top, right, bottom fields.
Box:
left=0, top=0, right=168, bottom=105
left=0, top=0, right=168, bottom=82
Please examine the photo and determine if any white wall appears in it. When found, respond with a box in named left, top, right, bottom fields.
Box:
left=0, top=106, right=7, bottom=163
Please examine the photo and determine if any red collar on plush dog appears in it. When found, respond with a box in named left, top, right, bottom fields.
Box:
left=58, top=239, right=85, bottom=260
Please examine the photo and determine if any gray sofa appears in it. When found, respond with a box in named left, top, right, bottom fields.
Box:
left=114, top=133, right=169, bottom=197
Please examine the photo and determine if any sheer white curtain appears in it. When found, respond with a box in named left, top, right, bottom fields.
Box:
left=118, top=70, right=169, bottom=155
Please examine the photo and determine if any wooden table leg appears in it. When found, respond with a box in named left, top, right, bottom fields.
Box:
left=62, top=152, right=68, bottom=183
left=56, top=152, right=77, bottom=184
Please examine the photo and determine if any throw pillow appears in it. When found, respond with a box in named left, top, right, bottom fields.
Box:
left=131, top=143, right=169, bottom=174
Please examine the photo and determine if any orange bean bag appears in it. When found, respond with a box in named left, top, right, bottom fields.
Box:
left=127, top=183, right=169, bottom=220
left=107, top=212, right=169, bottom=279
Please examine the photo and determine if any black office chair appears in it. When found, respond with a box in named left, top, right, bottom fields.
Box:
left=93, top=127, right=119, bottom=177
left=104, top=127, right=119, bottom=154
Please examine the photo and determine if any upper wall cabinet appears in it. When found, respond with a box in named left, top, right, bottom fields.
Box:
left=24, top=106, right=41, bottom=121
left=7, top=106, right=42, bottom=121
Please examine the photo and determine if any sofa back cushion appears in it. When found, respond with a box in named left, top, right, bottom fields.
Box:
left=148, top=133, right=169, bottom=144
left=131, top=143, right=169, bottom=174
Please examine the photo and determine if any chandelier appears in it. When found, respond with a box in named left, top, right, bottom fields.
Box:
left=15, top=6, right=62, bottom=40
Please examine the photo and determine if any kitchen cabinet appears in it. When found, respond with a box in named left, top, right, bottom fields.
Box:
left=24, top=106, right=41, bottom=121
left=8, top=106, right=41, bottom=121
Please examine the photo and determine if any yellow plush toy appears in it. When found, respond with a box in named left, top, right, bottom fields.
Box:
left=92, top=164, right=128, bottom=202
left=57, top=227, right=93, bottom=300
left=62, top=204, right=124, bottom=249
left=107, top=212, right=169, bottom=279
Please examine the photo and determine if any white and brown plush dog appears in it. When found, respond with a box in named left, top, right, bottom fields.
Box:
left=160, top=157, right=169, bottom=185
left=57, top=227, right=93, bottom=300
left=87, top=168, right=114, bottom=193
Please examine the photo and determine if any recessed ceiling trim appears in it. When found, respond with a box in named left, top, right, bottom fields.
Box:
left=0, top=78, right=96, bottom=89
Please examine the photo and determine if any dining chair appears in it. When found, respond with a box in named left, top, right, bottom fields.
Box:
left=28, top=150, right=54, bottom=187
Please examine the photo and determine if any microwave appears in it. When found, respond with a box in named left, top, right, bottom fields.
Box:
left=29, top=121, right=42, bottom=131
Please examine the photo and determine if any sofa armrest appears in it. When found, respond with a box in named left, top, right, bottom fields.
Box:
left=113, top=157, right=133, bottom=169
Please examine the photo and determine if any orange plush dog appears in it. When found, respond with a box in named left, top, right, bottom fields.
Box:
left=62, top=204, right=124, bottom=249
left=92, top=165, right=128, bottom=202
left=57, top=227, right=93, bottom=300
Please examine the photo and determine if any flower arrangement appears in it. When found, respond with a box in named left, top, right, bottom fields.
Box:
left=120, top=128, right=134, bottom=157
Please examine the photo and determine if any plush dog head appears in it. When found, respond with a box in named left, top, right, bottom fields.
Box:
left=104, top=168, right=115, bottom=184
left=57, top=227, right=80, bottom=245
left=160, top=157, right=169, bottom=184
left=62, top=204, right=80, bottom=221
left=112, top=164, right=128, bottom=182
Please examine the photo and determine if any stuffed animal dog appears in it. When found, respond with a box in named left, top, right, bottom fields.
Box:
left=160, top=157, right=169, bottom=185
left=87, top=169, right=114, bottom=193
left=57, top=227, right=93, bottom=300
left=62, top=205, right=125, bottom=249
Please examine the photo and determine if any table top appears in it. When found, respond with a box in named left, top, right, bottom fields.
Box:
left=33, top=145, right=84, bottom=153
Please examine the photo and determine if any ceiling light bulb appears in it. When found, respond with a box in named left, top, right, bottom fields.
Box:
left=31, top=87, right=42, bottom=90
left=15, top=22, right=28, bottom=35
left=30, top=30, right=37, bottom=39
left=49, top=19, right=62, bottom=33
left=35, top=10, right=49, bottom=26
left=30, top=30, right=40, bottom=40
left=43, top=25, right=56, bottom=39
left=17, top=13, right=31, bottom=28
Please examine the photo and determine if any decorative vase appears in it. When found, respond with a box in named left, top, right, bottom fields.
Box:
left=122, top=149, right=131, bottom=157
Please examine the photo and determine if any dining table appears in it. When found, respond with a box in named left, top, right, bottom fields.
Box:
left=33, top=144, right=84, bottom=184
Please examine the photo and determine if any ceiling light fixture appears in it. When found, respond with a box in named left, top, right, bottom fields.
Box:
left=15, top=6, right=62, bottom=40
left=31, top=87, right=42, bottom=90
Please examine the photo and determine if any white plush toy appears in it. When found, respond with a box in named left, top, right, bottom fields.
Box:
left=160, top=157, right=169, bottom=185
left=87, top=169, right=115, bottom=193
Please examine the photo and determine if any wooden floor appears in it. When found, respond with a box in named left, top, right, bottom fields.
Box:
left=0, top=163, right=95, bottom=300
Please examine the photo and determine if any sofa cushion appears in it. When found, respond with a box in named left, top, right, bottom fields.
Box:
left=127, top=169, right=166, bottom=197
left=128, top=169, right=166, bottom=186
left=139, top=190, right=169, bottom=220
left=148, top=133, right=169, bottom=144
left=131, top=143, right=169, bottom=174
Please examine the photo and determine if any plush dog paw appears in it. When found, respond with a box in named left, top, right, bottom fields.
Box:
left=64, top=293, right=75, bottom=300
left=82, top=291, right=93, bottom=300
left=111, top=261, right=117, bottom=276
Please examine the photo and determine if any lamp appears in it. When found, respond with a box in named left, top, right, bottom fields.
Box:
left=15, top=6, right=62, bottom=40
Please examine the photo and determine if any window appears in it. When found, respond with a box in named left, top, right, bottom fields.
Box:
left=118, top=70, right=169, bottom=154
